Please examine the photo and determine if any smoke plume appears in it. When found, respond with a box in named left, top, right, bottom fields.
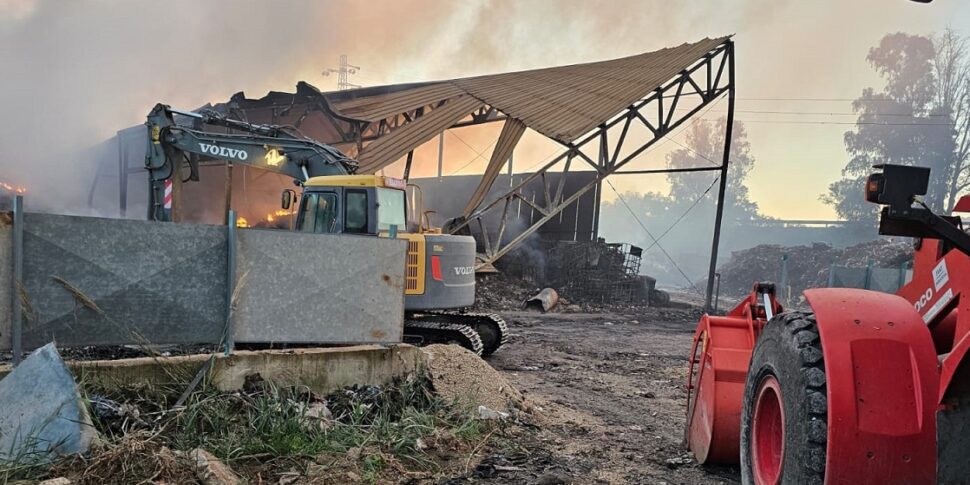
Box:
left=0, top=0, right=960, bottom=217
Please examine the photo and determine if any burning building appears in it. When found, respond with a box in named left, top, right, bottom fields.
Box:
left=89, top=36, right=736, bottom=307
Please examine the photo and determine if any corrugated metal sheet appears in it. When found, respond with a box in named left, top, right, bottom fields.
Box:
left=329, top=83, right=466, bottom=122
left=356, top=95, right=482, bottom=173
left=462, top=117, right=526, bottom=217
left=327, top=37, right=728, bottom=144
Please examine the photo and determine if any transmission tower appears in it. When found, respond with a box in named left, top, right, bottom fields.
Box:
left=322, top=55, right=361, bottom=90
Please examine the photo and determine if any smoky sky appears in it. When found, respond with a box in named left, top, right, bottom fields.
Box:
left=0, top=0, right=964, bottom=217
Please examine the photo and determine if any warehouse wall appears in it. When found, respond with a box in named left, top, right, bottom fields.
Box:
left=411, top=172, right=600, bottom=244
left=4, top=213, right=405, bottom=351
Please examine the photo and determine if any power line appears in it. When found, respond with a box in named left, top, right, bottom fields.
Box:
left=676, top=108, right=952, bottom=117
left=605, top=178, right=702, bottom=294
left=446, top=130, right=498, bottom=175
left=642, top=175, right=720, bottom=254
left=698, top=118, right=955, bottom=126
left=665, top=137, right=720, bottom=166
left=734, top=97, right=902, bottom=102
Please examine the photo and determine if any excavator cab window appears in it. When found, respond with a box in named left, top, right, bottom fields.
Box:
left=376, top=188, right=406, bottom=232
left=345, top=190, right=369, bottom=234
left=298, top=192, right=338, bottom=233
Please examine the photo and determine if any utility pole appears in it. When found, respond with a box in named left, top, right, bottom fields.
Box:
left=322, top=54, right=361, bottom=90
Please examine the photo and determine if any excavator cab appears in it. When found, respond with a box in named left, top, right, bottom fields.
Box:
left=284, top=175, right=407, bottom=236
left=282, top=173, right=505, bottom=356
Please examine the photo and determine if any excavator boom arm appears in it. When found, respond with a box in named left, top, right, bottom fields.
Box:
left=145, top=103, right=356, bottom=221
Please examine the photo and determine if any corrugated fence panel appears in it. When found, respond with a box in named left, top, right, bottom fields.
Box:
left=831, top=267, right=867, bottom=290
left=233, top=229, right=406, bottom=344
left=868, top=267, right=905, bottom=293
left=20, top=214, right=227, bottom=349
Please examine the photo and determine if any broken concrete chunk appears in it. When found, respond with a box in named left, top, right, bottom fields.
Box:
left=525, top=288, right=559, bottom=312
left=477, top=405, right=509, bottom=420
left=38, top=478, right=72, bottom=485
left=295, top=400, right=333, bottom=432
left=0, top=343, right=97, bottom=463
left=190, top=448, right=241, bottom=485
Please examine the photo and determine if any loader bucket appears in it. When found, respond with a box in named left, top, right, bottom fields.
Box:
left=685, top=282, right=778, bottom=465
left=686, top=313, right=757, bottom=464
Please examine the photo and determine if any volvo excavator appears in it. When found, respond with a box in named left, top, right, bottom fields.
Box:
left=144, top=104, right=507, bottom=356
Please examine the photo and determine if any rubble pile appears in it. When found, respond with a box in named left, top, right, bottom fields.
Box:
left=716, top=239, right=912, bottom=298
left=473, top=272, right=540, bottom=311
left=422, top=344, right=524, bottom=412
left=490, top=239, right=670, bottom=309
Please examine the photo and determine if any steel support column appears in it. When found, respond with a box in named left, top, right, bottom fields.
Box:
left=703, top=42, right=734, bottom=313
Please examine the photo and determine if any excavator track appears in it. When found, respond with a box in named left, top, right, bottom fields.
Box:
left=408, top=311, right=509, bottom=356
left=403, top=320, right=484, bottom=356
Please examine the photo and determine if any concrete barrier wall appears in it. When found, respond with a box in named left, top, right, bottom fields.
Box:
left=8, top=213, right=406, bottom=351
left=233, top=229, right=406, bottom=344
left=0, top=219, right=11, bottom=351
left=21, top=214, right=228, bottom=348
left=0, top=344, right=424, bottom=396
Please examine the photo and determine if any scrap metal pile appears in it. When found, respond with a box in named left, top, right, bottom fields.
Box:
left=715, top=238, right=912, bottom=298
left=545, top=241, right=657, bottom=306
left=496, top=239, right=665, bottom=308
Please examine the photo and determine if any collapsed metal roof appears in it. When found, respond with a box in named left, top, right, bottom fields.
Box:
left=327, top=36, right=728, bottom=145
left=212, top=36, right=730, bottom=175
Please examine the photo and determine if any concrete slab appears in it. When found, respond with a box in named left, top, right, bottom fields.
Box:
left=0, top=343, right=97, bottom=462
left=0, top=344, right=424, bottom=397
left=233, top=229, right=407, bottom=344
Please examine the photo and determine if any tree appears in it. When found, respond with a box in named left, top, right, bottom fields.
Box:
left=935, top=29, right=970, bottom=210
left=597, top=117, right=764, bottom=284
left=824, top=31, right=970, bottom=221
left=666, top=117, right=762, bottom=222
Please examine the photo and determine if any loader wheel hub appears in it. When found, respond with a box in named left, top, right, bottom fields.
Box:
left=752, top=375, right=784, bottom=485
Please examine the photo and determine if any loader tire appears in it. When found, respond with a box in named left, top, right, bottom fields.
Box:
left=740, top=311, right=827, bottom=485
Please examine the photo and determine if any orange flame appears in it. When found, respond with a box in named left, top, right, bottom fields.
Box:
left=264, top=209, right=292, bottom=223
left=237, top=210, right=292, bottom=228
left=0, top=181, right=27, bottom=194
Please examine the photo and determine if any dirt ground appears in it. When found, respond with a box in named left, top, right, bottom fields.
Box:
left=477, top=309, right=740, bottom=485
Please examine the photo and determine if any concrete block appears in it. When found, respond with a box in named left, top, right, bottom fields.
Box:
left=0, top=343, right=97, bottom=462
left=233, top=229, right=407, bottom=344
left=20, top=213, right=227, bottom=349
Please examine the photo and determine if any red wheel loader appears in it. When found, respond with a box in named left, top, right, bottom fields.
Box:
left=686, top=164, right=970, bottom=484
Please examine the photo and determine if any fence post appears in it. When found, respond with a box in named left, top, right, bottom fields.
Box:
left=864, top=258, right=873, bottom=290
left=224, top=210, right=237, bottom=356
left=713, top=272, right=721, bottom=313
left=897, top=260, right=908, bottom=290
left=11, top=195, right=23, bottom=365
left=780, top=253, right=789, bottom=305
left=827, top=260, right=837, bottom=288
